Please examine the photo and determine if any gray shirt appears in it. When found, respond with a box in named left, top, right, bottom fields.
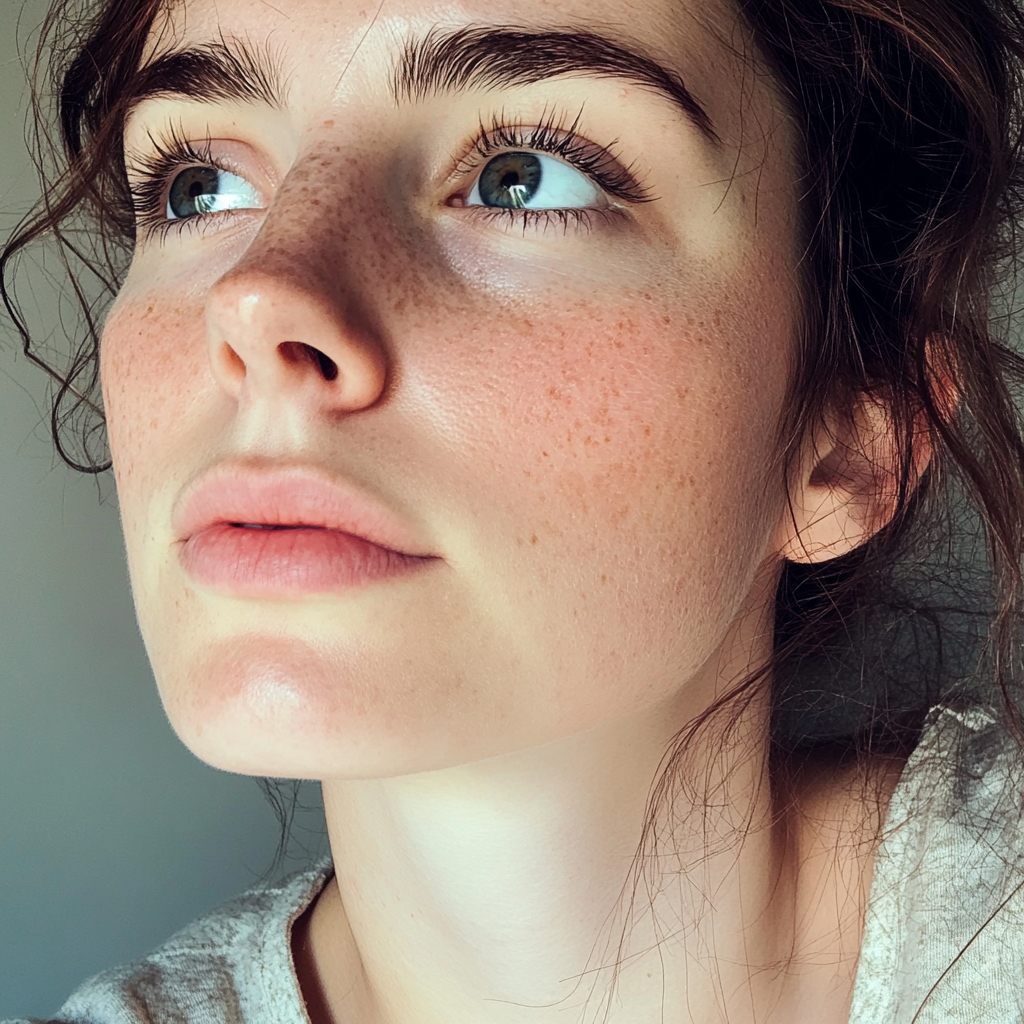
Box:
left=5, top=701, right=1024, bottom=1024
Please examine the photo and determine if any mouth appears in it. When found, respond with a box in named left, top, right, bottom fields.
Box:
left=232, top=522, right=307, bottom=529
left=172, top=463, right=438, bottom=597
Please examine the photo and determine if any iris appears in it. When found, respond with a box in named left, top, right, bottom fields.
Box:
left=477, top=153, right=543, bottom=208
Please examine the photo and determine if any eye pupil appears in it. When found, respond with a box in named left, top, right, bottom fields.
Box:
left=478, top=152, right=542, bottom=209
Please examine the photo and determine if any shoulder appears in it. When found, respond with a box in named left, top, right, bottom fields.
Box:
left=1, top=855, right=333, bottom=1024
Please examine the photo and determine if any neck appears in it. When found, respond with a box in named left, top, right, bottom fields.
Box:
left=294, top=602, right=886, bottom=1024
left=305, top=718, right=801, bottom=1021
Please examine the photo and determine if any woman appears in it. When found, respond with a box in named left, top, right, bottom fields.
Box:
left=4, top=0, right=1024, bottom=1020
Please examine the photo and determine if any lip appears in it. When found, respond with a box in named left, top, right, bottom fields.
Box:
left=172, top=462, right=438, bottom=597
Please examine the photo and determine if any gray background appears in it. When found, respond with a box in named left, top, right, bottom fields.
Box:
left=0, top=2, right=327, bottom=1017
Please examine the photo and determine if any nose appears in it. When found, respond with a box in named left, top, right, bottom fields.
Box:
left=205, top=242, right=388, bottom=416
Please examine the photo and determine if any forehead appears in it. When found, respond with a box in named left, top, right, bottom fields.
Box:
left=160, top=0, right=730, bottom=50
left=151, top=0, right=763, bottom=141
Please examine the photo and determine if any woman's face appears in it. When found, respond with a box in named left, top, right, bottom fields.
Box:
left=103, top=0, right=802, bottom=779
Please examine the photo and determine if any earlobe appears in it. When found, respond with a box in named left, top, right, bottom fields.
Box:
left=774, top=393, right=934, bottom=565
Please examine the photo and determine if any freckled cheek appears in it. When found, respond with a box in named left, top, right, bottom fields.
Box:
left=391, top=280, right=792, bottom=693
left=100, top=298, right=211, bottom=529
left=400, top=287, right=790, bottom=543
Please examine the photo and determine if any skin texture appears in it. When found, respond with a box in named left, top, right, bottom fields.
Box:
left=103, top=0, right=919, bottom=1021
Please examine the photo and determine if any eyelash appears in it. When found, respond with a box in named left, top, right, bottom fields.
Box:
left=460, top=108, right=651, bottom=197
left=126, top=110, right=655, bottom=243
left=452, top=108, right=654, bottom=234
left=127, top=126, right=231, bottom=243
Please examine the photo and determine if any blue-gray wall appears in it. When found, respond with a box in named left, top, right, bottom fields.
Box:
left=0, top=3, right=327, bottom=1017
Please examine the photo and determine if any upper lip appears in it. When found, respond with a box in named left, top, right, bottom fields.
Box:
left=172, top=461, right=435, bottom=557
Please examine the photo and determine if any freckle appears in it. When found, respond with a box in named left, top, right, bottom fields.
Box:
left=323, top=119, right=335, bottom=128
left=644, top=425, right=651, bottom=437
left=663, top=316, right=671, bottom=325
left=541, top=451, right=549, bottom=457
left=531, top=534, right=538, bottom=545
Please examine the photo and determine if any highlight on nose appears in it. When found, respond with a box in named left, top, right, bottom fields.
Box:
left=278, top=341, right=340, bottom=382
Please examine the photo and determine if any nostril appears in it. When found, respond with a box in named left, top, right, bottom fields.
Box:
left=278, top=341, right=339, bottom=382
left=313, top=348, right=339, bottom=382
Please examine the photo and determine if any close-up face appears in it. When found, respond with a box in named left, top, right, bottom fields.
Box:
left=102, top=0, right=804, bottom=782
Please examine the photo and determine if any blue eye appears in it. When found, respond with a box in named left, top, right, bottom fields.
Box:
left=166, top=166, right=261, bottom=220
left=466, top=151, right=603, bottom=210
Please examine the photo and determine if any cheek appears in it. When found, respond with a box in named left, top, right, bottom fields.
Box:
left=400, top=262, right=790, bottom=538
left=101, top=298, right=207, bottom=477
left=391, top=257, right=793, bottom=689
left=100, top=296, right=213, bottom=585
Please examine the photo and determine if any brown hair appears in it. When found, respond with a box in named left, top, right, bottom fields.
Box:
left=5, top=0, right=1024, bottom=1012
left=739, top=0, right=1024, bottom=754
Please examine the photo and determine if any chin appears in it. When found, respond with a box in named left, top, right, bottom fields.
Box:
left=147, top=638, right=469, bottom=780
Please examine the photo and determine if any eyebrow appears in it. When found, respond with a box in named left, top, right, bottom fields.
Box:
left=121, top=37, right=287, bottom=119
left=122, top=26, right=718, bottom=146
left=393, top=27, right=719, bottom=145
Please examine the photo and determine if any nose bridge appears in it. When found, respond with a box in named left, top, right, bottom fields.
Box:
left=204, top=153, right=388, bottom=413
left=247, top=150, right=364, bottom=284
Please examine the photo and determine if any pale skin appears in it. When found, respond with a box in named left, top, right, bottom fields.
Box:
left=103, top=0, right=929, bottom=1021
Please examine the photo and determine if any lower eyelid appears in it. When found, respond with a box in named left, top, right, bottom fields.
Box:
left=139, top=204, right=262, bottom=245
left=463, top=206, right=621, bottom=235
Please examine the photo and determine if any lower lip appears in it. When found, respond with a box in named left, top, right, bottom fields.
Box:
left=179, top=523, right=433, bottom=597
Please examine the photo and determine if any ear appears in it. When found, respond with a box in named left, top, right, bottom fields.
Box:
left=773, top=393, right=934, bottom=565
